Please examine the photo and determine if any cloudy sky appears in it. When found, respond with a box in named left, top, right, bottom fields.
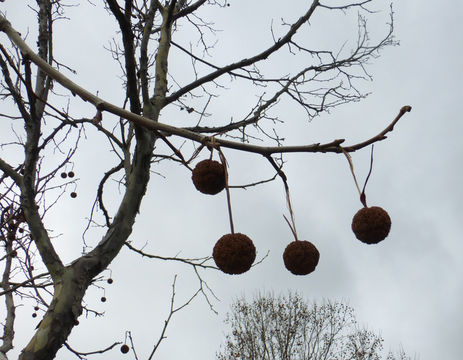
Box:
left=1, top=0, right=462, bottom=359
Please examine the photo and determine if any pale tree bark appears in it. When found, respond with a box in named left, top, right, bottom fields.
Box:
left=0, top=1, right=170, bottom=358
left=11, top=2, right=174, bottom=358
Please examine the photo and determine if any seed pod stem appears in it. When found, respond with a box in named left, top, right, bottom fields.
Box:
left=218, top=148, right=234, bottom=234
left=265, top=155, right=298, bottom=241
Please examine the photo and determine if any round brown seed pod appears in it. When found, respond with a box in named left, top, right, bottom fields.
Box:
left=120, top=344, right=130, bottom=354
left=351, top=206, right=391, bottom=244
left=283, top=240, right=320, bottom=275
left=192, top=159, right=226, bottom=195
left=213, top=233, right=256, bottom=274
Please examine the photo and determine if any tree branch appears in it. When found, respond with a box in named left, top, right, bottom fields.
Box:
left=2, top=15, right=407, bottom=156
left=106, top=0, right=142, bottom=115
left=0, top=158, right=22, bottom=186
left=163, top=0, right=320, bottom=105
left=341, top=105, right=411, bottom=152
left=124, top=242, right=217, bottom=269
left=140, top=0, right=159, bottom=104
left=0, top=229, right=16, bottom=356
left=0, top=11, right=409, bottom=160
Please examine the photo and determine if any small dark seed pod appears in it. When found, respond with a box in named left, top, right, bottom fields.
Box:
left=192, top=160, right=226, bottom=195
left=283, top=240, right=320, bottom=275
left=70, top=192, right=77, bottom=198
left=213, top=233, right=256, bottom=275
left=351, top=206, right=391, bottom=244
left=120, top=345, right=130, bottom=354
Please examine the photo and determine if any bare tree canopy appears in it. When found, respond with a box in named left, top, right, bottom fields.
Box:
left=217, top=292, right=414, bottom=360
left=0, top=0, right=411, bottom=359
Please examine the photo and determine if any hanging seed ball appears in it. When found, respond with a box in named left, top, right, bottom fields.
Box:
left=213, top=233, right=256, bottom=275
left=120, top=345, right=130, bottom=354
left=283, top=240, right=320, bottom=275
left=70, top=192, right=77, bottom=198
left=32, top=313, right=37, bottom=318
left=100, top=296, right=107, bottom=302
left=68, top=171, right=75, bottom=178
left=191, top=159, right=226, bottom=195
left=351, top=206, right=391, bottom=244
left=60, top=172, right=67, bottom=178
left=107, top=278, right=113, bottom=284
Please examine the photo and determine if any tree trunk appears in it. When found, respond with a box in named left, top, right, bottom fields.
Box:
left=18, top=266, right=88, bottom=360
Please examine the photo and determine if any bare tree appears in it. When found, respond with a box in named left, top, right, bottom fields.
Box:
left=0, top=0, right=411, bottom=359
left=217, top=292, right=415, bottom=360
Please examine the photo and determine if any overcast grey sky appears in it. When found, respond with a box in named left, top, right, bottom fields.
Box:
left=1, top=1, right=462, bottom=359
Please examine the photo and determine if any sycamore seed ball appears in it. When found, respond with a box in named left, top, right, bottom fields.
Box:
left=120, top=345, right=130, bottom=354
left=351, top=206, right=391, bottom=244
left=283, top=240, right=320, bottom=275
left=213, top=233, right=256, bottom=275
left=192, top=159, right=226, bottom=195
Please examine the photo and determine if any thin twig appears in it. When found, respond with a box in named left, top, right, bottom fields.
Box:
left=64, top=341, right=120, bottom=359
left=124, top=242, right=217, bottom=269
left=147, top=275, right=202, bottom=360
